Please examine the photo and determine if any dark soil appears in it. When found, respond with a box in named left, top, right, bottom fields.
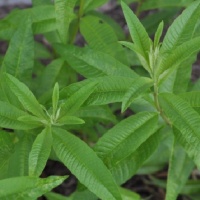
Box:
left=0, top=1, right=200, bottom=200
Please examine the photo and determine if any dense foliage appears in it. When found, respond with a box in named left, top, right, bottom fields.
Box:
left=0, top=0, right=200, bottom=199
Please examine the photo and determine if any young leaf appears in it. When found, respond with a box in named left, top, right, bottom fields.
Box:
left=154, top=21, right=164, bottom=48
left=2, top=17, right=34, bottom=85
left=59, top=82, right=97, bottom=117
left=52, top=82, right=59, bottom=117
left=122, top=77, right=153, bottom=112
left=0, top=101, right=39, bottom=130
left=157, top=37, right=200, bottom=80
left=29, top=127, right=52, bottom=177
left=94, top=112, right=158, bottom=169
left=45, top=192, right=71, bottom=200
left=121, top=1, right=151, bottom=61
left=161, top=1, right=200, bottom=53
left=55, top=44, right=137, bottom=79
left=52, top=128, right=122, bottom=200
left=56, top=116, right=85, bottom=126
left=55, top=0, right=76, bottom=44
left=0, top=176, right=67, bottom=200
left=166, top=134, right=194, bottom=200
left=159, top=93, right=200, bottom=168
left=119, top=187, right=140, bottom=200
left=6, top=73, right=46, bottom=119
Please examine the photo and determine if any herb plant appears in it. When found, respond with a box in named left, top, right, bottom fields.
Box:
left=0, top=0, right=200, bottom=199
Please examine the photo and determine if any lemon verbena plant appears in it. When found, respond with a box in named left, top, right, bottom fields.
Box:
left=0, top=0, right=200, bottom=200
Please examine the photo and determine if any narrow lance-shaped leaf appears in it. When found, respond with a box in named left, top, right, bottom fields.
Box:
left=154, top=21, right=164, bottom=48
left=7, top=134, right=33, bottom=177
left=29, top=127, right=52, bottom=177
left=37, top=59, right=64, bottom=97
left=59, top=82, right=98, bottom=118
left=55, top=0, right=76, bottom=44
left=122, top=77, right=153, bottom=112
left=159, top=93, right=200, bottom=168
left=157, top=37, right=200, bottom=81
left=0, top=101, right=40, bottom=130
left=2, top=17, right=34, bottom=85
left=179, top=91, right=200, bottom=107
left=0, top=131, right=14, bottom=179
left=6, top=73, right=46, bottom=119
left=121, top=1, right=151, bottom=61
left=166, top=133, right=194, bottom=200
left=161, top=0, right=200, bottom=53
left=0, top=176, right=67, bottom=200
left=110, top=128, right=162, bottom=184
left=52, top=82, right=59, bottom=117
left=56, top=116, right=85, bottom=126
left=54, top=44, right=138, bottom=79
left=94, top=112, right=158, bottom=168
left=80, top=15, right=127, bottom=64
left=60, top=76, right=137, bottom=106
left=52, top=128, right=122, bottom=200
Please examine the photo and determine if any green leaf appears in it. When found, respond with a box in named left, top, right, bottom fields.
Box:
left=0, top=176, right=67, bottom=200
left=77, top=105, right=117, bottom=123
left=60, top=76, right=136, bottom=106
left=161, top=1, right=200, bottom=53
left=122, top=77, right=153, bottom=112
left=179, top=91, right=200, bottom=107
left=2, top=17, right=34, bottom=85
left=29, top=127, right=52, bottom=177
left=80, top=15, right=127, bottom=64
left=83, top=0, right=108, bottom=12
left=0, top=131, right=14, bottom=179
left=55, top=44, right=137, bottom=78
left=56, top=116, right=85, bottom=126
left=52, top=82, right=59, bottom=117
left=94, top=112, right=158, bottom=184
left=6, top=73, right=46, bottom=119
left=37, top=59, right=64, bottom=97
left=166, top=134, right=194, bottom=200
left=60, top=82, right=97, bottom=117
left=111, top=128, right=162, bottom=184
left=7, top=134, right=33, bottom=177
left=157, top=37, right=200, bottom=80
left=121, top=1, right=151, bottom=61
left=52, top=128, right=122, bottom=200
left=119, top=187, right=140, bottom=200
left=55, top=0, right=76, bottom=44
left=0, top=101, right=39, bottom=130
left=140, top=0, right=193, bottom=10
left=32, top=0, right=52, bottom=6
left=154, top=21, right=164, bottom=48
left=45, top=192, right=70, bottom=200
left=159, top=93, right=200, bottom=168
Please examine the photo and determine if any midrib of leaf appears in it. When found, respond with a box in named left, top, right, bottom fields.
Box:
left=162, top=96, right=200, bottom=141
left=54, top=134, right=118, bottom=199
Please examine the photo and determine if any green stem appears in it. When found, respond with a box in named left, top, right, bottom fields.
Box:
left=153, top=82, right=172, bottom=126
left=70, top=0, right=85, bottom=44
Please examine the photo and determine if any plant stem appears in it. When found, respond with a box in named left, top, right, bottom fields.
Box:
left=153, top=82, right=172, bottom=126
left=70, top=0, right=85, bottom=44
